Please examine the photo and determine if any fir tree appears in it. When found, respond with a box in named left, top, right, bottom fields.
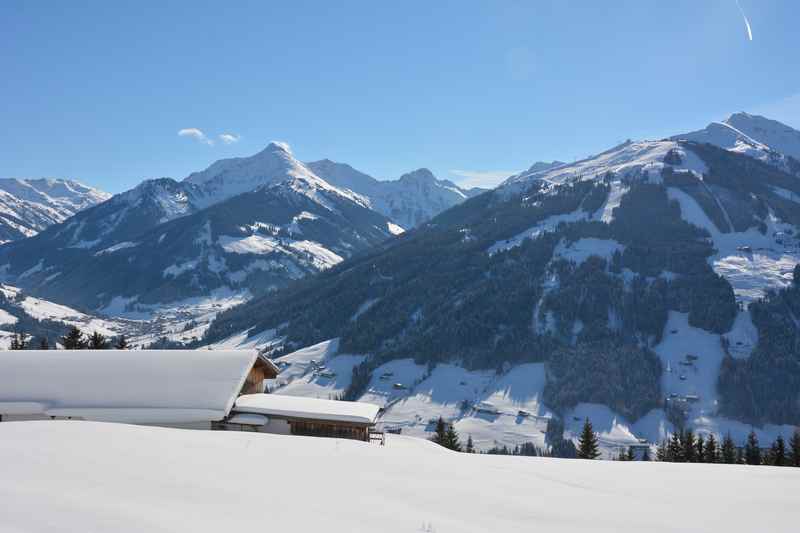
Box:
left=577, top=418, right=600, bottom=459
left=683, top=430, right=696, bottom=462
left=667, top=432, right=683, bottom=462
left=656, top=440, right=667, bottom=461
left=721, top=433, right=737, bottom=464
left=431, top=417, right=448, bottom=447
left=114, top=335, right=129, bottom=349
left=704, top=434, right=719, bottom=463
left=790, top=430, right=800, bottom=467
left=10, top=330, right=28, bottom=350
left=642, top=446, right=651, bottom=462
left=744, top=430, right=761, bottom=465
left=695, top=434, right=705, bottom=463
left=88, top=331, right=108, bottom=350
left=770, top=435, right=786, bottom=467
left=61, top=326, right=87, bottom=349
left=465, top=435, right=475, bottom=454
left=443, top=424, right=462, bottom=452
left=626, top=447, right=635, bottom=461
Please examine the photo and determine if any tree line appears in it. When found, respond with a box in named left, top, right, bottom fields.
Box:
left=430, top=416, right=800, bottom=467
left=8, top=326, right=129, bottom=350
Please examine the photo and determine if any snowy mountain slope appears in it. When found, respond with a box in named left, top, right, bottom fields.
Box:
left=205, top=122, right=800, bottom=444
left=0, top=178, right=109, bottom=243
left=185, top=142, right=370, bottom=209
left=308, top=159, right=486, bottom=228
left=210, top=331, right=795, bottom=457
left=722, top=112, right=800, bottom=160
left=675, top=112, right=800, bottom=175
left=0, top=175, right=394, bottom=312
left=0, top=142, right=396, bottom=312
left=3, top=422, right=797, bottom=533
left=0, top=283, right=140, bottom=348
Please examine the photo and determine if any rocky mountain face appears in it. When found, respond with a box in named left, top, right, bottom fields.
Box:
left=205, top=118, right=800, bottom=447
left=0, top=178, right=109, bottom=243
left=0, top=143, right=395, bottom=312
left=307, top=160, right=485, bottom=229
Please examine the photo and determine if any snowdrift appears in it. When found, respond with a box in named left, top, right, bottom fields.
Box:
left=0, top=421, right=797, bottom=533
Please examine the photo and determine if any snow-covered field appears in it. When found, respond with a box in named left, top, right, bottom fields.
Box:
left=0, top=421, right=797, bottom=533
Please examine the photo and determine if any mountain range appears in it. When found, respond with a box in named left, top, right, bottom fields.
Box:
left=201, top=112, right=800, bottom=452
left=2, top=111, right=800, bottom=454
left=0, top=142, right=478, bottom=313
left=0, top=178, right=109, bottom=244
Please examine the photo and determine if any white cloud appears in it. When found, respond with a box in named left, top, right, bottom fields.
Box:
left=449, top=169, right=521, bottom=189
left=178, top=128, right=213, bottom=145
left=218, top=133, right=240, bottom=145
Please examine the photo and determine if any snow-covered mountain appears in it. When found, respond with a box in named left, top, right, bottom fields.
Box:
left=674, top=112, right=800, bottom=175
left=0, top=178, right=109, bottom=243
left=205, top=120, right=800, bottom=454
left=308, top=160, right=485, bottom=229
left=188, top=148, right=485, bottom=230
left=0, top=143, right=395, bottom=312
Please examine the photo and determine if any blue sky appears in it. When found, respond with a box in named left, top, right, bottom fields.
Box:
left=2, top=0, right=799, bottom=192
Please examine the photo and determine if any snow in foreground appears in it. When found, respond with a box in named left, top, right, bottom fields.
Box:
left=1, top=422, right=797, bottom=533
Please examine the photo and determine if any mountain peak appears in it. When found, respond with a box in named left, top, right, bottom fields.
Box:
left=398, top=168, right=437, bottom=185
left=258, top=141, right=293, bottom=156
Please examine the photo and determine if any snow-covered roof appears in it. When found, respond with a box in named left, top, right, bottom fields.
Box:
left=234, top=393, right=380, bottom=425
left=0, top=349, right=259, bottom=423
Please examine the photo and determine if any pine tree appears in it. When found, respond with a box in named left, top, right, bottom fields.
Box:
left=577, top=418, right=600, bottom=459
left=744, top=430, right=761, bottom=465
left=114, top=335, right=129, bottom=349
left=770, top=435, right=786, bottom=467
left=656, top=440, right=667, bottom=461
left=695, top=434, right=705, bottom=463
left=443, top=424, right=462, bottom=452
left=667, top=432, right=683, bottom=462
left=704, top=434, right=719, bottom=463
left=88, top=331, right=108, bottom=350
left=431, top=417, right=448, bottom=447
left=626, top=447, right=635, bottom=461
left=642, top=446, right=651, bottom=462
left=61, top=326, right=87, bottom=349
left=10, top=330, right=27, bottom=350
left=683, top=429, right=696, bottom=462
left=465, top=435, right=475, bottom=454
left=39, top=337, right=50, bottom=350
left=790, top=430, right=800, bottom=467
left=721, top=433, right=737, bottom=464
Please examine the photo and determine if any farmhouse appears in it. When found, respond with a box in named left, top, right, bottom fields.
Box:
left=0, top=349, right=380, bottom=441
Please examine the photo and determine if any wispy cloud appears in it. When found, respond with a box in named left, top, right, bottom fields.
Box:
left=735, top=0, right=753, bottom=41
left=218, top=133, right=240, bottom=145
left=449, top=169, right=521, bottom=189
left=178, top=128, right=213, bottom=145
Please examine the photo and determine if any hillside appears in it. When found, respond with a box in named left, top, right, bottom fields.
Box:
left=0, top=178, right=109, bottom=243
left=1, top=421, right=796, bottom=533
left=205, top=123, right=800, bottom=445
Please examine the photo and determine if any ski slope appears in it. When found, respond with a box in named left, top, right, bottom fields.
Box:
left=0, top=421, right=797, bottom=533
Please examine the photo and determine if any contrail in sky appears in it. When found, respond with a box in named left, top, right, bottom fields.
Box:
left=736, top=0, right=753, bottom=41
